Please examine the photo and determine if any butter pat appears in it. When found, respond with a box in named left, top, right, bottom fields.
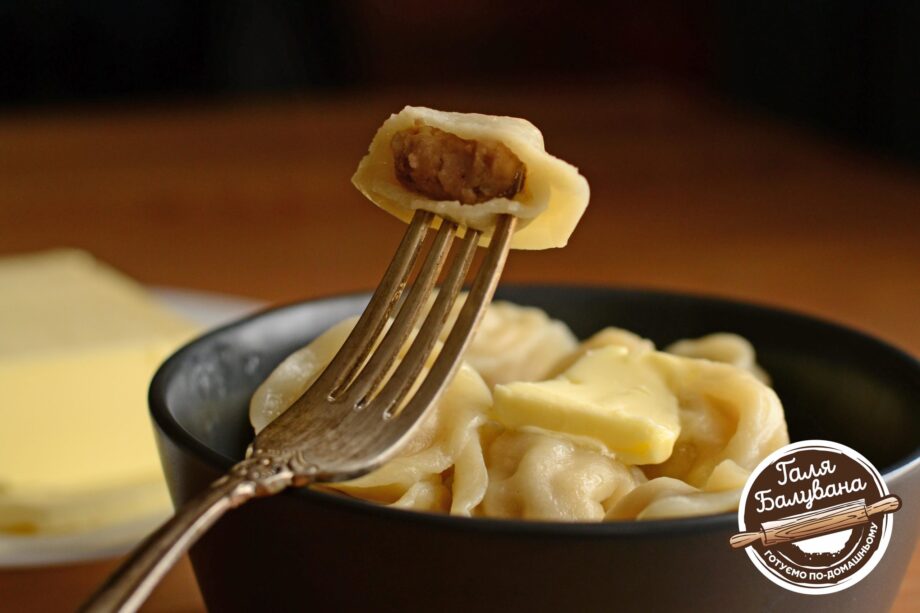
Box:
left=0, top=250, right=195, bottom=534
left=492, top=346, right=680, bottom=465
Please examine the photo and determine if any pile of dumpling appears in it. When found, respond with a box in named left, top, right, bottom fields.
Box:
left=250, top=300, right=788, bottom=521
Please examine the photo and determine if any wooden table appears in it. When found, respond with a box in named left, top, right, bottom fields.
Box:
left=0, top=83, right=917, bottom=611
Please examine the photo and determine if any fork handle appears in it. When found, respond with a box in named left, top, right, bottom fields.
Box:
left=79, top=473, right=254, bottom=613
left=81, top=449, right=302, bottom=613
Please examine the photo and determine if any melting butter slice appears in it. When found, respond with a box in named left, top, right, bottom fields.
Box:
left=0, top=250, right=196, bottom=534
left=492, top=346, right=680, bottom=465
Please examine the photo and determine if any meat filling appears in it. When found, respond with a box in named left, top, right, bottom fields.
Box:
left=391, top=122, right=526, bottom=204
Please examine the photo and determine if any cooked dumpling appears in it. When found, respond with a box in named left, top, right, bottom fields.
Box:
left=330, top=363, right=493, bottom=516
left=352, top=106, right=590, bottom=250
left=249, top=316, right=358, bottom=433
left=666, top=333, right=770, bottom=384
left=250, top=301, right=789, bottom=522
left=605, top=476, right=744, bottom=520
left=250, top=313, right=495, bottom=516
left=621, top=353, right=788, bottom=519
left=481, top=430, right=643, bottom=521
left=438, top=297, right=578, bottom=388
left=548, top=326, right=656, bottom=376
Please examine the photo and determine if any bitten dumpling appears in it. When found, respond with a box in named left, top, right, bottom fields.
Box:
left=352, top=106, right=590, bottom=250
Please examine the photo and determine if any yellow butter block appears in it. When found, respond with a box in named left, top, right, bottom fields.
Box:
left=0, top=250, right=196, bottom=534
left=492, top=346, right=680, bottom=465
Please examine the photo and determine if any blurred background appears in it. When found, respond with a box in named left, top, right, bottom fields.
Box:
left=2, top=1, right=918, bottom=160
left=2, top=0, right=918, bottom=343
left=1, top=0, right=919, bottom=332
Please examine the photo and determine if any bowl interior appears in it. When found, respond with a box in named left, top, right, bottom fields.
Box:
left=152, top=286, right=920, bottom=482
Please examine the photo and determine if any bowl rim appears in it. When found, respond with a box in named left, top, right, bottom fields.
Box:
left=149, top=284, right=920, bottom=536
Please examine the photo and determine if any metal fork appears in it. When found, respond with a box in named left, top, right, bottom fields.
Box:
left=81, top=210, right=516, bottom=613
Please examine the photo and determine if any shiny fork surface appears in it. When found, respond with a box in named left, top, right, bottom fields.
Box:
left=81, top=211, right=516, bottom=613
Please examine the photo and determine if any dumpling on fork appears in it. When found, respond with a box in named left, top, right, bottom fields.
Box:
left=352, top=106, right=590, bottom=250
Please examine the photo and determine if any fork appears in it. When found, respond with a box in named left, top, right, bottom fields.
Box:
left=81, top=210, right=516, bottom=613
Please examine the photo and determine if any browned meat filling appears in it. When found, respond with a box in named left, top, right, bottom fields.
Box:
left=391, top=122, right=526, bottom=204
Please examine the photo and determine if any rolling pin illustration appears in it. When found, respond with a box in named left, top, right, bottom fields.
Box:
left=730, top=496, right=901, bottom=549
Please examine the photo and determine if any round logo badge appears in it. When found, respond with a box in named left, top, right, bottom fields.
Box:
left=731, top=440, right=900, bottom=595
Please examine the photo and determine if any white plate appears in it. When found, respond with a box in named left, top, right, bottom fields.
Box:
left=0, top=288, right=264, bottom=568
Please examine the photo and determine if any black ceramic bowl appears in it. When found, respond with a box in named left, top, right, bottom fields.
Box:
left=150, top=286, right=920, bottom=612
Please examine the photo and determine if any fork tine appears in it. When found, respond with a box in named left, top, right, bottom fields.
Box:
left=343, top=214, right=516, bottom=464
left=341, top=218, right=457, bottom=405
left=260, top=213, right=514, bottom=475
left=310, top=209, right=433, bottom=397
left=366, top=226, right=480, bottom=416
